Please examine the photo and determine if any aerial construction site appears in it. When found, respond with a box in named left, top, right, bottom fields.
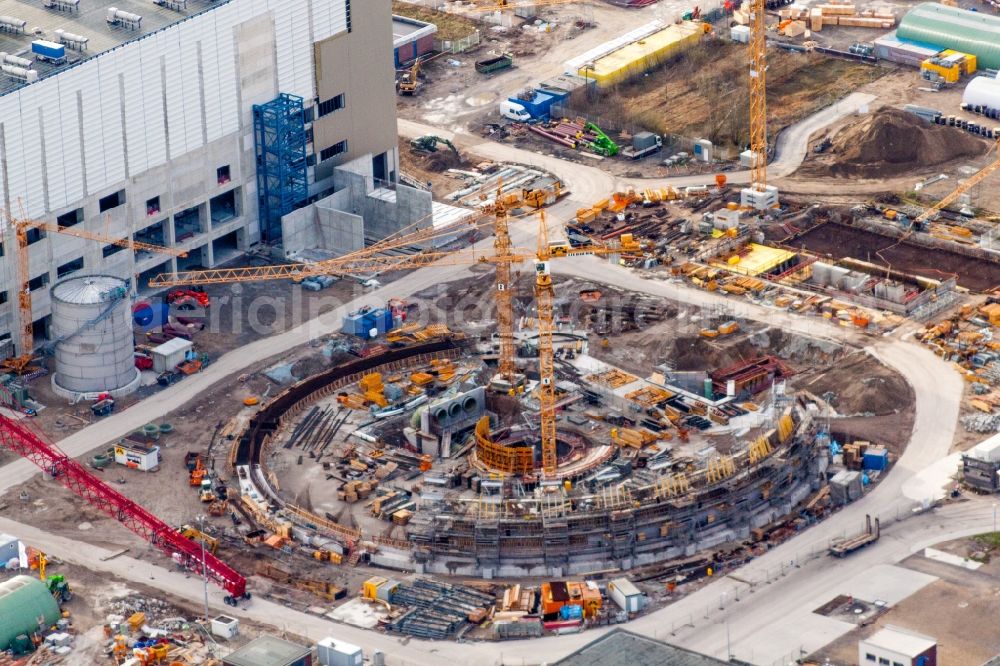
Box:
left=1, top=0, right=1000, bottom=665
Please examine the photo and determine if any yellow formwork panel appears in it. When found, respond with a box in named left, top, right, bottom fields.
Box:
left=579, top=22, right=702, bottom=87
left=711, top=243, right=797, bottom=277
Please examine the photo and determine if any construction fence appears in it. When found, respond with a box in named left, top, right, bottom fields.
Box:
left=435, top=30, right=481, bottom=55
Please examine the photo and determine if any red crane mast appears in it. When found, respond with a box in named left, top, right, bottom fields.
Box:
left=0, top=410, right=249, bottom=604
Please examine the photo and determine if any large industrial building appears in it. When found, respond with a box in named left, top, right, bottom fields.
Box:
left=0, top=0, right=411, bottom=358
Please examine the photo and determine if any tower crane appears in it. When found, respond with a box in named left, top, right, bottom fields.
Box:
left=150, top=209, right=639, bottom=476
left=0, top=387, right=250, bottom=605
left=1, top=206, right=188, bottom=375
left=742, top=0, right=777, bottom=209
left=913, top=137, right=1000, bottom=226
left=533, top=213, right=558, bottom=475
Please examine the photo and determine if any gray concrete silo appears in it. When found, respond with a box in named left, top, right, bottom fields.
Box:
left=50, top=275, right=139, bottom=398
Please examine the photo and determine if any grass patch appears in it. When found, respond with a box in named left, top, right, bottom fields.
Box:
left=973, top=532, right=1000, bottom=550
left=391, top=1, right=480, bottom=42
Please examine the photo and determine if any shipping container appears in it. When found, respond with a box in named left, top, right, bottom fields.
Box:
left=317, top=637, right=363, bottom=666
left=31, top=39, right=65, bottom=61
left=862, top=448, right=889, bottom=471
left=507, top=90, right=558, bottom=119
left=607, top=577, right=645, bottom=613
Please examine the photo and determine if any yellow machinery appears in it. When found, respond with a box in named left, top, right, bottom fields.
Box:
left=178, top=525, right=219, bottom=554
left=921, top=50, right=976, bottom=84
left=1, top=206, right=187, bottom=375
left=747, top=0, right=769, bottom=194
left=396, top=59, right=422, bottom=95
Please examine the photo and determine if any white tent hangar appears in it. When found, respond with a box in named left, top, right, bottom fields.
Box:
left=963, top=73, right=1000, bottom=111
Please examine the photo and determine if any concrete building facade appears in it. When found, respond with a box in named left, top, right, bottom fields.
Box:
left=0, top=0, right=400, bottom=355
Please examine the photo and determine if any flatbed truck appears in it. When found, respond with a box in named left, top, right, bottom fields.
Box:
left=829, top=514, right=880, bottom=557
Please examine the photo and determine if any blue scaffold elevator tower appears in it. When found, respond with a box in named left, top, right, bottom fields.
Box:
left=252, top=93, right=308, bottom=244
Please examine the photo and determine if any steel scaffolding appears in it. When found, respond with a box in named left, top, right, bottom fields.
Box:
left=252, top=93, right=308, bottom=244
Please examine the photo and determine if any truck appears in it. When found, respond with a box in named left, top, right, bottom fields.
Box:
left=621, top=132, right=663, bottom=160
left=475, top=52, right=514, bottom=75
left=829, top=514, right=880, bottom=557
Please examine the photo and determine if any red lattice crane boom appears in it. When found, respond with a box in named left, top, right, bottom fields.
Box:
left=0, top=411, right=249, bottom=604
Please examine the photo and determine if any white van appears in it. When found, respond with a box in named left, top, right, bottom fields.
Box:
left=499, top=100, right=532, bottom=122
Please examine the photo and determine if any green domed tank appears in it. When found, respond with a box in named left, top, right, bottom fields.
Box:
left=0, top=575, right=61, bottom=650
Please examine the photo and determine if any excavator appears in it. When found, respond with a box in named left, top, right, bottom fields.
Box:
left=31, top=551, right=72, bottom=602
left=396, top=58, right=425, bottom=96
left=409, top=135, right=460, bottom=157
left=178, top=524, right=219, bottom=555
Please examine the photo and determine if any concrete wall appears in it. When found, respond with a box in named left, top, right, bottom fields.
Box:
left=329, top=170, right=433, bottom=243
left=283, top=169, right=431, bottom=257
left=281, top=189, right=364, bottom=257
left=313, top=0, right=399, bottom=182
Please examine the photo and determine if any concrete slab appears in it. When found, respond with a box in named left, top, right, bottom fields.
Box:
left=326, top=597, right=386, bottom=629
left=902, top=451, right=962, bottom=504
left=923, top=547, right=982, bottom=570
left=841, top=564, right=938, bottom=606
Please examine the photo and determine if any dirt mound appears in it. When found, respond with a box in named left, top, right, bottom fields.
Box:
left=808, top=108, right=986, bottom=178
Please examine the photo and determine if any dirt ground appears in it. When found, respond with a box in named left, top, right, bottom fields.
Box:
left=799, top=107, right=990, bottom=179
left=0, top=560, right=311, bottom=664
left=558, top=41, right=883, bottom=151
left=808, top=534, right=1000, bottom=665
left=398, top=138, right=471, bottom=195
left=790, top=222, right=1000, bottom=291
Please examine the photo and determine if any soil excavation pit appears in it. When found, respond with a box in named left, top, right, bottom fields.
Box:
left=790, top=222, right=1000, bottom=291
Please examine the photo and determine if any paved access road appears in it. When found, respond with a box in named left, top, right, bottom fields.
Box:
left=398, top=92, right=877, bottom=197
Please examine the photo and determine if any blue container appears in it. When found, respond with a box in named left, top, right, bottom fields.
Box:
left=863, top=449, right=889, bottom=471
left=559, top=604, right=583, bottom=620
left=508, top=91, right=557, bottom=120
left=31, top=40, right=65, bottom=60
left=342, top=312, right=368, bottom=337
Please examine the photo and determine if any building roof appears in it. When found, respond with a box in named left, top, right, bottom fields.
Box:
left=554, top=629, right=730, bottom=666
left=862, top=626, right=937, bottom=657
left=150, top=337, right=193, bottom=357
left=0, top=0, right=224, bottom=96
left=897, top=2, right=1000, bottom=70
left=392, top=15, right=436, bottom=48
left=223, top=636, right=311, bottom=666
left=608, top=577, right=642, bottom=597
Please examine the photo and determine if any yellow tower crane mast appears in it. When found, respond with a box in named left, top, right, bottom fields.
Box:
left=748, top=0, right=768, bottom=193
left=533, top=213, right=558, bottom=476
left=486, top=187, right=518, bottom=385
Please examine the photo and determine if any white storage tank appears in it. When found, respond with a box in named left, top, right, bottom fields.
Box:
left=50, top=275, right=139, bottom=398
